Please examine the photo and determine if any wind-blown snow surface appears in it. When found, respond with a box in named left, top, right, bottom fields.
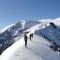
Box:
left=0, top=20, right=60, bottom=60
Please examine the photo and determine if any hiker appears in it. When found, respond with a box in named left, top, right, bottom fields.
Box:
left=29, top=33, right=33, bottom=41
left=24, top=34, right=28, bottom=47
left=31, top=33, right=33, bottom=38
left=45, top=24, right=47, bottom=26
left=29, top=34, right=32, bottom=41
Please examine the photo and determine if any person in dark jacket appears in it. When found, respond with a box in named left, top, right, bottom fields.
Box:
left=24, top=34, right=28, bottom=47
left=29, top=33, right=33, bottom=41
left=31, top=33, right=33, bottom=38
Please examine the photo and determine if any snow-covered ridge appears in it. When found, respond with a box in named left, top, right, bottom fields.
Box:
left=0, top=17, right=60, bottom=59
left=53, top=17, right=60, bottom=25
left=0, top=20, right=40, bottom=54
left=35, top=25, right=60, bottom=45
left=0, top=20, right=60, bottom=60
left=1, top=17, right=60, bottom=34
left=1, top=24, right=15, bottom=34
left=38, top=17, right=60, bottom=26
left=1, top=20, right=40, bottom=33
left=35, top=18, right=60, bottom=46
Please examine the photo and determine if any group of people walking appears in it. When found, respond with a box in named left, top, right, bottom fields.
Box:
left=24, top=33, right=33, bottom=47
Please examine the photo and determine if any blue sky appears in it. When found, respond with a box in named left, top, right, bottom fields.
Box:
left=0, top=0, right=60, bottom=29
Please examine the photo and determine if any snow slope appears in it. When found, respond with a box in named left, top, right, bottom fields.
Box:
left=1, top=34, right=60, bottom=60
left=34, top=17, right=60, bottom=46
left=0, top=20, right=40, bottom=54
left=0, top=21, right=60, bottom=60
left=53, top=17, right=60, bottom=25
left=10, top=35, right=60, bottom=60
left=38, top=23, right=60, bottom=45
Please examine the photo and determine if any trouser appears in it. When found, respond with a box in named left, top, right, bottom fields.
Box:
left=25, top=40, right=27, bottom=47
left=30, top=37, right=31, bottom=41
